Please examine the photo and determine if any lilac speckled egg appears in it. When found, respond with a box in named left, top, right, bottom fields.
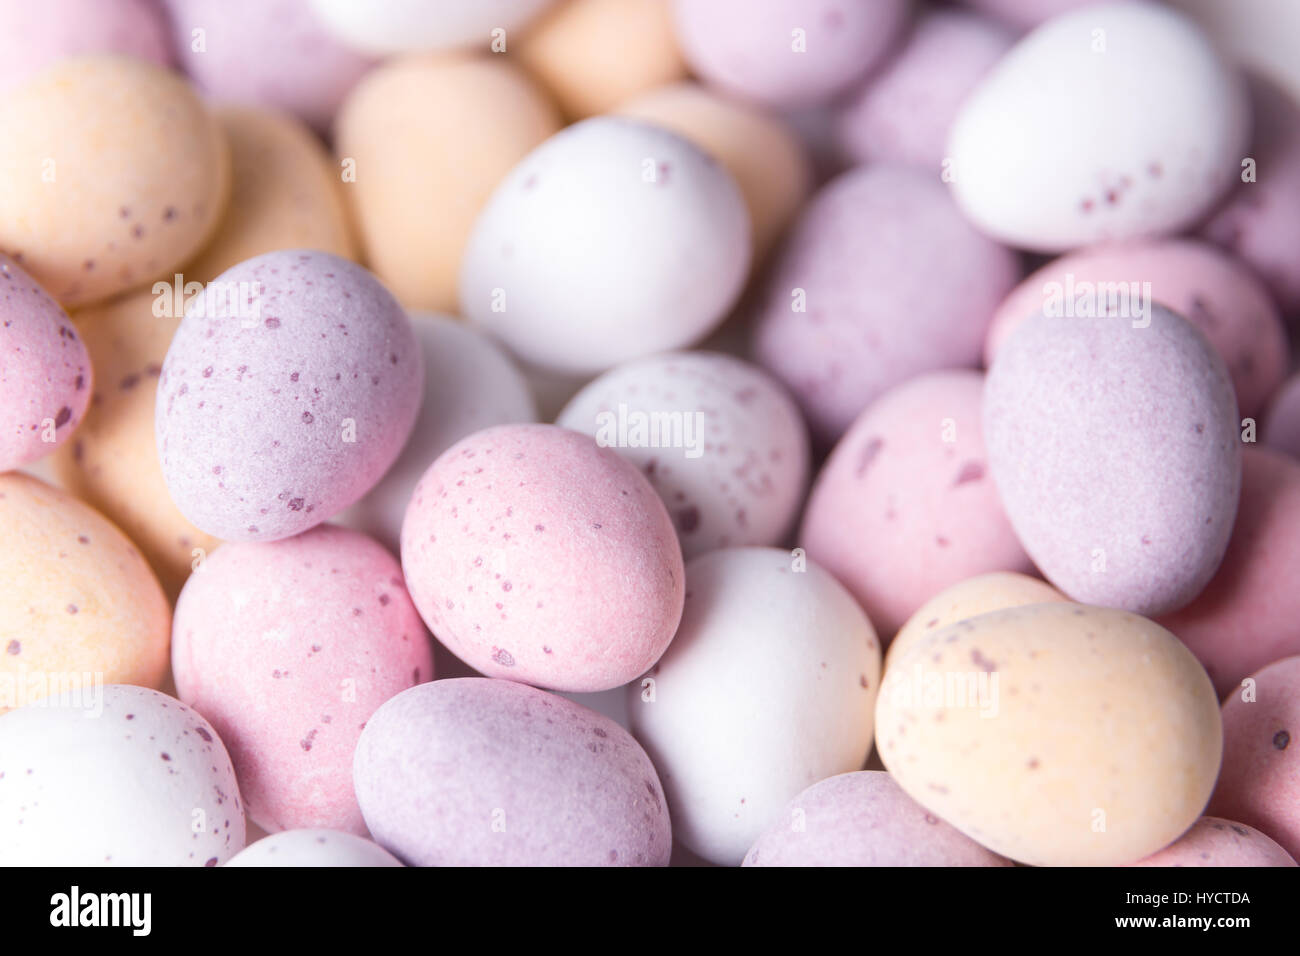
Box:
left=172, top=524, right=432, bottom=835
left=1129, top=816, right=1296, bottom=867
left=460, top=117, right=751, bottom=376
left=836, top=9, right=1014, bottom=169
left=339, top=312, right=536, bottom=553
left=354, top=678, right=671, bottom=866
left=626, top=547, right=880, bottom=866
left=156, top=250, right=423, bottom=542
left=225, top=829, right=403, bottom=867
left=670, top=0, right=910, bottom=107
left=984, top=239, right=1289, bottom=419
left=556, top=351, right=809, bottom=560
left=162, top=0, right=376, bottom=132
left=801, top=370, right=1031, bottom=638
left=1264, top=374, right=1300, bottom=460
left=401, top=424, right=684, bottom=692
left=1201, top=73, right=1300, bottom=321
left=1211, top=656, right=1300, bottom=860
left=0, top=0, right=171, bottom=91
left=743, top=771, right=1012, bottom=867
left=947, top=2, right=1248, bottom=252
left=1160, top=448, right=1300, bottom=698
left=985, top=304, right=1240, bottom=615
left=0, top=255, right=91, bottom=470
left=0, top=685, right=244, bottom=866
left=751, top=164, right=1019, bottom=444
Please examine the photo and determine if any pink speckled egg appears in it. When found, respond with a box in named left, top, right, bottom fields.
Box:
left=743, top=771, right=1012, bottom=867
left=556, top=351, right=809, bottom=560
left=162, top=0, right=376, bottom=132
left=401, top=424, right=684, bottom=692
left=156, top=250, right=423, bottom=542
left=984, top=239, right=1288, bottom=419
left=0, top=0, right=171, bottom=91
left=801, top=370, right=1030, bottom=638
left=1129, top=816, right=1296, bottom=867
left=1211, top=655, right=1300, bottom=860
left=0, top=685, right=244, bottom=866
left=670, top=0, right=910, bottom=107
left=172, top=525, right=431, bottom=835
left=225, top=829, right=403, bottom=867
left=836, top=9, right=1014, bottom=169
left=1264, top=374, right=1300, bottom=460
left=751, top=164, right=1019, bottom=444
left=985, top=305, right=1240, bottom=616
left=0, top=255, right=91, bottom=470
left=354, top=678, right=671, bottom=866
left=1160, top=448, right=1300, bottom=698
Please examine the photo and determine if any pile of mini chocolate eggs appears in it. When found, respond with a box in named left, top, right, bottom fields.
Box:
left=1, top=0, right=1299, bottom=869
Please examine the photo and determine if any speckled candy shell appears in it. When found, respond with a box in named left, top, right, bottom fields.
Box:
left=743, top=771, right=1012, bottom=867
left=1129, top=817, right=1297, bottom=867
left=156, top=250, right=423, bottom=542
left=225, top=828, right=403, bottom=867
left=401, top=424, right=684, bottom=693
left=0, top=685, right=244, bottom=866
left=0, top=255, right=91, bottom=471
left=172, top=525, right=432, bottom=834
left=984, top=304, right=1241, bottom=616
left=353, top=678, right=671, bottom=866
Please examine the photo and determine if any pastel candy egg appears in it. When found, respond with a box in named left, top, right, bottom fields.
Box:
left=617, top=81, right=812, bottom=260
left=0, top=474, right=170, bottom=711
left=743, top=771, right=1012, bottom=867
left=0, top=0, right=170, bottom=90
left=516, top=0, right=686, bottom=119
left=556, top=351, right=809, bottom=560
left=669, top=0, right=910, bottom=107
left=354, top=678, right=671, bottom=866
left=887, top=572, right=1066, bottom=670
left=309, top=0, right=555, bottom=54
left=959, top=0, right=1110, bottom=31
left=626, top=547, right=880, bottom=866
left=1200, top=74, right=1300, bottom=319
left=1129, top=817, right=1296, bottom=867
left=1211, top=655, right=1300, bottom=860
left=984, top=239, right=1288, bottom=418
left=51, top=290, right=218, bottom=601
left=339, top=312, right=536, bottom=554
left=836, top=9, right=1015, bottom=169
left=225, top=829, right=403, bottom=867
left=1264, top=374, right=1300, bottom=460
left=1172, top=0, right=1300, bottom=105
left=0, top=256, right=91, bottom=471
left=0, top=685, right=244, bottom=865
left=0, top=56, right=230, bottom=307
left=984, top=304, right=1241, bottom=616
left=1159, top=448, right=1300, bottom=698
left=878, top=603, right=1223, bottom=866
left=335, top=55, right=560, bottom=313
left=401, top=424, right=684, bottom=693
left=801, top=370, right=1031, bottom=637
left=172, top=525, right=432, bottom=834
left=156, top=250, right=423, bottom=542
left=751, top=164, right=1019, bottom=444
left=162, top=0, right=376, bottom=132
left=460, top=117, right=751, bottom=375
left=182, top=106, right=358, bottom=284
left=947, top=2, right=1249, bottom=251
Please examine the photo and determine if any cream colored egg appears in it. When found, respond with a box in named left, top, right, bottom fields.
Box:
left=183, top=106, right=356, bottom=283
left=0, top=56, right=230, bottom=308
left=334, top=54, right=561, bottom=312
left=877, top=602, right=1222, bottom=866
left=50, top=290, right=219, bottom=601
left=617, top=82, right=811, bottom=259
left=0, top=473, right=170, bottom=711
left=516, top=0, right=686, bottom=119
left=887, top=572, right=1066, bottom=671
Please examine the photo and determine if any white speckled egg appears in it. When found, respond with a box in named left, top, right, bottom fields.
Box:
left=225, top=829, right=403, bottom=867
left=309, top=0, right=554, bottom=54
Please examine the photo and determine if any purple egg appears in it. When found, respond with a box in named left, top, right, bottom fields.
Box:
left=156, top=250, right=422, bottom=542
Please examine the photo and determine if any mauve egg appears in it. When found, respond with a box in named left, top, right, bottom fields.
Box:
left=1128, top=817, right=1296, bottom=867
left=156, top=250, right=423, bottom=542
left=1264, top=374, right=1300, bottom=459
left=0, top=0, right=170, bottom=91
